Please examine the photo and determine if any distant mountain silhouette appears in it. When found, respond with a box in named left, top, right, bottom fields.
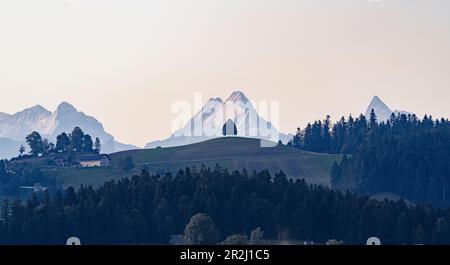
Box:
left=0, top=102, right=137, bottom=159
left=365, top=96, right=412, bottom=122
left=145, top=91, right=293, bottom=148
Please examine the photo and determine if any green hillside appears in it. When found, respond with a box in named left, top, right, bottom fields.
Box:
left=110, top=137, right=343, bottom=187
left=44, top=167, right=133, bottom=189
left=44, top=137, right=342, bottom=189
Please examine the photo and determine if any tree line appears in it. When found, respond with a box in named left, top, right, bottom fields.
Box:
left=1, top=166, right=450, bottom=245
left=289, top=110, right=385, bottom=154
left=289, top=111, right=450, bottom=207
left=329, top=113, right=450, bottom=208
left=23, top=127, right=101, bottom=157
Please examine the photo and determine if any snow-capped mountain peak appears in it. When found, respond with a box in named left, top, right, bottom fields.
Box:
left=145, top=91, right=292, bottom=148
left=367, top=96, right=392, bottom=112
left=365, top=96, right=394, bottom=122
left=0, top=102, right=137, bottom=158
left=55, top=101, right=77, bottom=114
left=21, top=105, right=52, bottom=117
left=226, top=90, right=250, bottom=103
left=365, top=96, right=412, bottom=122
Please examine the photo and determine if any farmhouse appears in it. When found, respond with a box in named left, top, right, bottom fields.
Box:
left=77, top=154, right=111, bottom=168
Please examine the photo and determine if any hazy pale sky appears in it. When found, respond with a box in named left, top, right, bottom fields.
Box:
left=1, top=0, right=449, bottom=147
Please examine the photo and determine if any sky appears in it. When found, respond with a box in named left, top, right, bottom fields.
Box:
left=0, top=0, right=449, bottom=147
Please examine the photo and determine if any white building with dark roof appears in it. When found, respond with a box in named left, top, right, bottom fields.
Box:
left=77, top=154, right=111, bottom=167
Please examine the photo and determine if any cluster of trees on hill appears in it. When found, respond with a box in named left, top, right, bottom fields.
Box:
left=289, top=111, right=450, bottom=207
left=23, top=127, right=101, bottom=157
left=289, top=111, right=450, bottom=155
left=1, top=166, right=450, bottom=245
left=330, top=113, right=450, bottom=208
left=289, top=110, right=384, bottom=154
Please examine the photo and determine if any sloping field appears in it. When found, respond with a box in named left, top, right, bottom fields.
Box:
left=110, top=137, right=342, bottom=187
left=45, top=137, right=341, bottom=188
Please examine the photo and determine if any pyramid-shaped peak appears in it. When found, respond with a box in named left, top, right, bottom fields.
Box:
left=56, top=101, right=77, bottom=113
left=370, top=95, right=384, bottom=104
left=226, top=91, right=250, bottom=103
left=365, top=95, right=394, bottom=122
left=368, top=96, right=391, bottom=111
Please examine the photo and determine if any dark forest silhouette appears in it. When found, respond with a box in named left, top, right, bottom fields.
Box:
left=1, top=166, right=450, bottom=245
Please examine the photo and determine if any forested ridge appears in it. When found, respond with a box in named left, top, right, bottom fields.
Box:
left=1, top=166, right=450, bottom=245
left=290, top=111, right=450, bottom=207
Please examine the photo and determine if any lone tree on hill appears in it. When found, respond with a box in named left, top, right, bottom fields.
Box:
left=222, top=119, right=238, bottom=136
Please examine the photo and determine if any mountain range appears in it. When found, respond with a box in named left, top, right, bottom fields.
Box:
left=0, top=102, right=136, bottom=159
left=145, top=91, right=293, bottom=148
left=0, top=92, right=413, bottom=159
